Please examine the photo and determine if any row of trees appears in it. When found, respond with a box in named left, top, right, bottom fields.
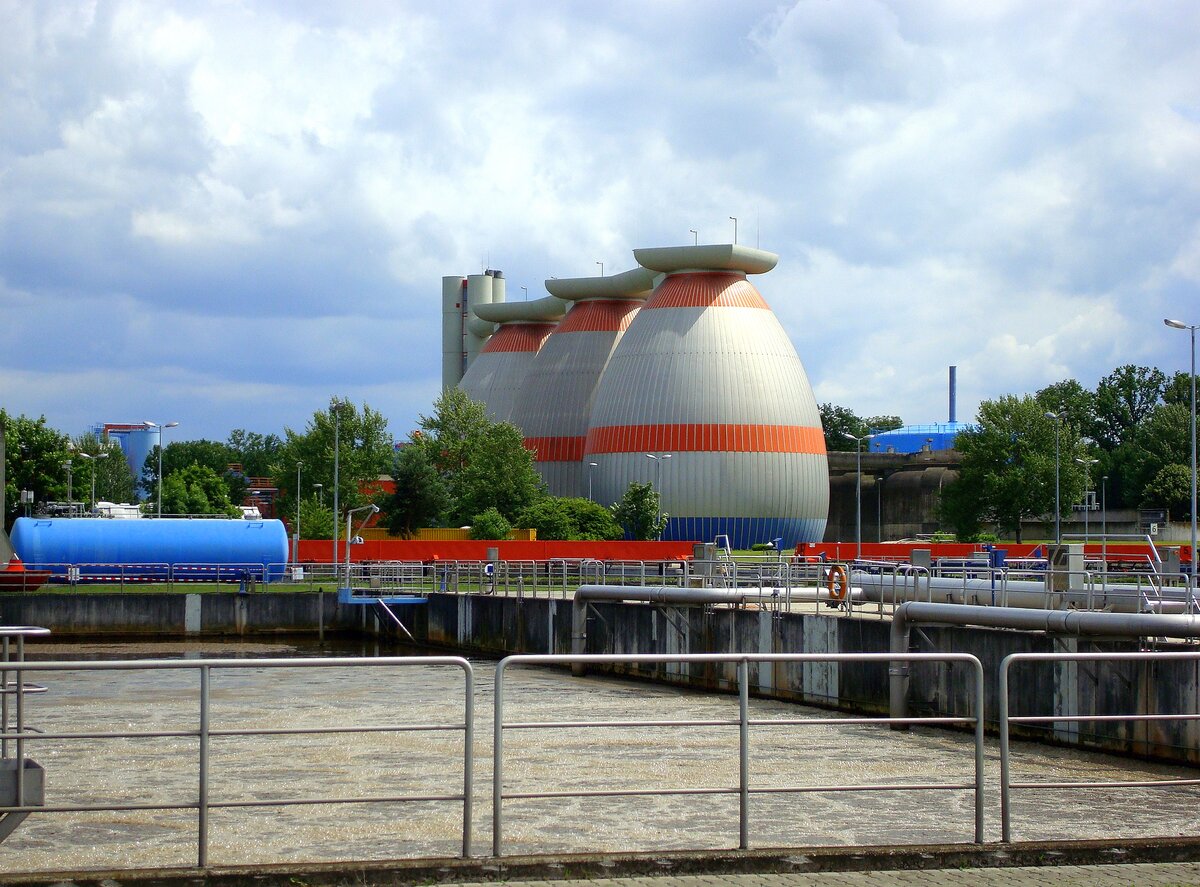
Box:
left=939, top=365, right=1196, bottom=540
left=4, top=393, right=667, bottom=542
left=379, top=390, right=663, bottom=540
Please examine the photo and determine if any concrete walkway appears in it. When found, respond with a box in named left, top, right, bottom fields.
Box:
left=451, top=862, right=1200, bottom=885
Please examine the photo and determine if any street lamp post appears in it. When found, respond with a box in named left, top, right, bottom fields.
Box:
left=294, top=461, right=303, bottom=565
left=1045, top=412, right=1062, bottom=545
left=331, top=400, right=342, bottom=576
left=645, top=453, right=672, bottom=539
left=1076, top=457, right=1098, bottom=545
left=844, top=433, right=871, bottom=560
left=1164, top=319, right=1198, bottom=593
left=587, top=461, right=598, bottom=502
left=144, top=420, right=179, bottom=518
left=62, top=461, right=72, bottom=514
left=78, top=452, right=109, bottom=513
left=1102, top=475, right=1109, bottom=580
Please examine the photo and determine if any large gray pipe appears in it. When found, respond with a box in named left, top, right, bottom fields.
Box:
left=571, top=585, right=756, bottom=675
left=888, top=601, right=1200, bottom=726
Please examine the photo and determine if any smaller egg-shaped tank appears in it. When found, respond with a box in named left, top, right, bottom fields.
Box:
left=11, top=517, right=290, bottom=580
left=511, top=268, right=655, bottom=497
left=459, top=296, right=567, bottom=422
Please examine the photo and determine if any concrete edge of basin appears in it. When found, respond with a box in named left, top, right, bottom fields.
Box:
left=3, top=837, right=1200, bottom=887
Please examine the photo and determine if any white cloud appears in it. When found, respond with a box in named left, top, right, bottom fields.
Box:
left=1, top=0, right=1199, bottom=441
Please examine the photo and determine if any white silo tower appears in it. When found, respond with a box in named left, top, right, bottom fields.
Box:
left=585, top=244, right=828, bottom=548
left=510, top=267, right=655, bottom=497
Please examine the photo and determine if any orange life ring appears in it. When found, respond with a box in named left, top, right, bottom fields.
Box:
left=826, top=564, right=848, bottom=601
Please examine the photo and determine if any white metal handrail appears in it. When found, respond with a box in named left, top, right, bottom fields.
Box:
left=492, top=651, right=986, bottom=856
left=0, top=656, right=475, bottom=866
left=998, top=650, right=1200, bottom=842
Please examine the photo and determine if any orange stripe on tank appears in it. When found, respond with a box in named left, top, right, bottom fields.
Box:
left=481, top=323, right=557, bottom=353
left=555, top=300, right=642, bottom=334
left=523, top=436, right=587, bottom=462
left=644, top=272, right=769, bottom=310
left=584, top=424, right=826, bottom=455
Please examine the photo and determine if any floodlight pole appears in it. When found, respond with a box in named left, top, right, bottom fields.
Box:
left=1045, top=412, right=1062, bottom=545
left=144, top=420, right=179, bottom=517
left=1164, top=319, right=1197, bottom=592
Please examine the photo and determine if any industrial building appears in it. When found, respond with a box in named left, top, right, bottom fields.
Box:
left=443, top=244, right=829, bottom=549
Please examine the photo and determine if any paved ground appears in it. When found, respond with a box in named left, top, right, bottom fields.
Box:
left=451, top=862, right=1200, bottom=885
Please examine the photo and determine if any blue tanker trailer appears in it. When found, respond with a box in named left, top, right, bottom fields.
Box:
left=10, top=517, right=289, bottom=583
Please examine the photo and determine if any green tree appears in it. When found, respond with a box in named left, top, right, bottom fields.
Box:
left=1141, top=463, right=1192, bottom=518
left=1035, top=379, right=1096, bottom=435
left=72, top=433, right=137, bottom=506
left=819, top=403, right=866, bottom=451
left=865, top=415, right=904, bottom=433
left=226, top=429, right=283, bottom=478
left=561, top=497, right=624, bottom=540
left=2, top=411, right=72, bottom=529
left=1163, top=371, right=1196, bottom=408
left=297, top=496, right=335, bottom=541
left=452, top=423, right=545, bottom=523
left=469, top=507, right=512, bottom=540
left=381, top=445, right=451, bottom=538
left=160, top=463, right=240, bottom=516
left=272, top=399, right=394, bottom=529
left=611, top=481, right=668, bottom=540
left=410, top=390, right=545, bottom=524
left=517, top=497, right=624, bottom=540
left=1092, top=365, right=1166, bottom=451
left=940, top=395, right=1087, bottom=542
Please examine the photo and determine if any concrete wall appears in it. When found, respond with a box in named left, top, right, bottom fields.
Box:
left=0, top=592, right=351, bottom=637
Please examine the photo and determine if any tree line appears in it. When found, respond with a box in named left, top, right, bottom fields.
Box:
left=2, top=394, right=666, bottom=541
left=943, top=365, right=1194, bottom=540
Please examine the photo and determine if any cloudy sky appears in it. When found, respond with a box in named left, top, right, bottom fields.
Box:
left=2, top=0, right=1198, bottom=445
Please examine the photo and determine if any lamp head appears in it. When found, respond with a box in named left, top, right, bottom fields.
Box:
left=1165, top=318, right=1188, bottom=330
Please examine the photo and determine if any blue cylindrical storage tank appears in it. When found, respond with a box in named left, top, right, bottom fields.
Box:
left=11, top=518, right=290, bottom=581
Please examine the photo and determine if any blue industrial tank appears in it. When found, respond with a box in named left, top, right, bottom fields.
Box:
left=11, top=518, right=289, bottom=581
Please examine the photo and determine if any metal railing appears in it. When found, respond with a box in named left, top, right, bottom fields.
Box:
left=492, top=652, right=986, bottom=856
left=0, top=656, right=475, bottom=865
left=998, top=650, right=1200, bottom=842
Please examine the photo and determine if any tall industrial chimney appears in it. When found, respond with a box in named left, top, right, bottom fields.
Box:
left=948, top=365, right=958, bottom=424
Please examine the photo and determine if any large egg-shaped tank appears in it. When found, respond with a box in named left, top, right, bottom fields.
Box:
left=459, top=296, right=566, bottom=422
left=511, top=268, right=654, bottom=497
left=585, top=244, right=828, bottom=549
left=11, top=518, right=290, bottom=580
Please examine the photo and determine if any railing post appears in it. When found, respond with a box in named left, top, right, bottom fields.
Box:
left=738, top=657, right=749, bottom=850
left=492, top=660, right=506, bottom=857
left=198, top=665, right=210, bottom=868
left=972, top=656, right=984, bottom=844
left=999, top=655, right=1012, bottom=843
left=462, top=663, right=474, bottom=858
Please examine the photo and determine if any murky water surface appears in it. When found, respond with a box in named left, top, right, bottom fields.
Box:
left=2, top=637, right=1199, bottom=872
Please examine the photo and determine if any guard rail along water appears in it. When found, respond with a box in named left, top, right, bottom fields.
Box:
left=492, top=652, right=986, bottom=856
left=998, top=650, right=1200, bottom=843
left=0, top=655, right=474, bottom=863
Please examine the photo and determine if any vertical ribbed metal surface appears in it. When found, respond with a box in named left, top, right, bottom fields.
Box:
left=511, top=299, right=642, bottom=497
left=585, top=271, right=828, bottom=548
left=442, top=276, right=466, bottom=390
left=459, top=322, right=557, bottom=423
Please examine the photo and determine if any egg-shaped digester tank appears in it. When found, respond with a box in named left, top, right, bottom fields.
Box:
left=512, top=268, right=654, bottom=497
left=10, top=517, right=290, bottom=580
left=585, top=244, right=829, bottom=550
